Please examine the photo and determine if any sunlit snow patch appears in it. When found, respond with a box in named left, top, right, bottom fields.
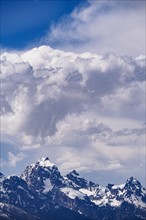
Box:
left=43, top=179, right=53, bottom=193
left=61, top=187, right=85, bottom=200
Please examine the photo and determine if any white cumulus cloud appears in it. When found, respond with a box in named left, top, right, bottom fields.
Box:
left=0, top=45, right=145, bottom=184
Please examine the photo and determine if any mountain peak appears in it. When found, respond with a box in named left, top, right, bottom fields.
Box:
left=124, top=176, right=143, bottom=195
left=70, top=170, right=80, bottom=176
left=126, top=176, right=141, bottom=186
left=66, top=170, right=88, bottom=189
left=0, top=172, right=4, bottom=177
left=37, top=157, right=54, bottom=168
left=1, top=159, right=146, bottom=220
left=0, top=172, right=5, bottom=182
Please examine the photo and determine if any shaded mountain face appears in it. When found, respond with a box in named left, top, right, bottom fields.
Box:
left=0, top=157, right=146, bottom=220
left=20, top=157, right=64, bottom=194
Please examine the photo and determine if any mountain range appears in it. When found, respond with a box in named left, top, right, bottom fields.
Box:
left=0, top=157, right=146, bottom=220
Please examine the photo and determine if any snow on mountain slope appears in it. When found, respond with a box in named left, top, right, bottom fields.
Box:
left=60, top=187, right=86, bottom=200
left=0, top=157, right=146, bottom=220
left=21, top=157, right=64, bottom=193
left=38, top=157, right=54, bottom=167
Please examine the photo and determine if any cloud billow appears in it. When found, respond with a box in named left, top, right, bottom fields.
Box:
left=0, top=46, right=145, bottom=184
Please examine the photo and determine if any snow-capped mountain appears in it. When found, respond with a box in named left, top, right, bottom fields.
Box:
left=0, top=157, right=146, bottom=220
left=21, top=157, right=64, bottom=194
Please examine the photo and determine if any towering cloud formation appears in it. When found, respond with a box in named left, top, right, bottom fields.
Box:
left=0, top=46, right=145, bottom=184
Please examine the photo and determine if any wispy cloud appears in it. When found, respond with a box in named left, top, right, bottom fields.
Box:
left=8, top=152, right=26, bottom=167
left=43, top=0, right=145, bottom=56
left=1, top=152, right=26, bottom=168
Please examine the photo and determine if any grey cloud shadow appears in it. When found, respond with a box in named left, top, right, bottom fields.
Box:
left=23, top=96, right=84, bottom=137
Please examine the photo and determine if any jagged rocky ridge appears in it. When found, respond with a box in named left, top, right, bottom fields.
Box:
left=0, top=157, right=146, bottom=220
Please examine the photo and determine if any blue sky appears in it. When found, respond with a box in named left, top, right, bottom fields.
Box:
left=1, top=0, right=145, bottom=55
left=1, top=0, right=85, bottom=49
left=0, top=0, right=145, bottom=186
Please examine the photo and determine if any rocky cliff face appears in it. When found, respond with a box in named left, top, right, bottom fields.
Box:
left=0, top=157, right=146, bottom=220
